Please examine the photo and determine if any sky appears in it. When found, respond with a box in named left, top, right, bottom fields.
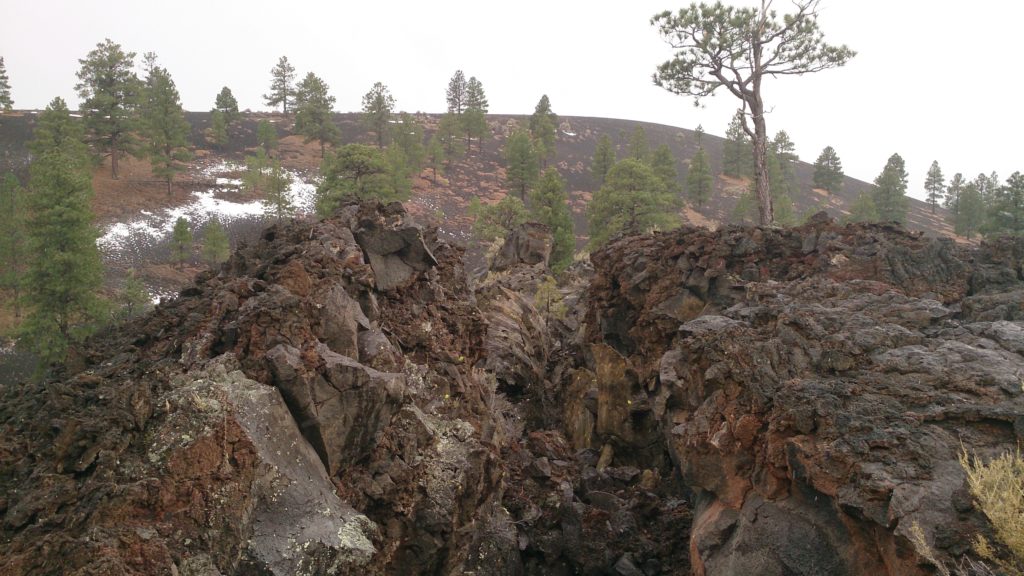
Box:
left=1, top=0, right=1022, bottom=199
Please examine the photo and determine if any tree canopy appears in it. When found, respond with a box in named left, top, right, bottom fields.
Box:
left=812, top=145, right=844, bottom=193
left=138, top=55, right=191, bottom=195
left=872, top=153, right=909, bottom=223
left=295, top=72, right=340, bottom=158
left=0, top=57, right=12, bottom=111
left=588, top=158, right=679, bottom=248
left=505, top=130, right=539, bottom=201
left=362, top=82, right=395, bottom=148
left=214, top=86, right=239, bottom=123
left=316, top=144, right=409, bottom=214
left=529, top=169, right=576, bottom=272
left=75, top=38, right=140, bottom=178
left=652, top=0, right=854, bottom=223
left=263, top=56, right=296, bottom=113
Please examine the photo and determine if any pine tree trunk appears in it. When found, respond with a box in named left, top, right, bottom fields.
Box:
left=111, top=134, right=120, bottom=179
left=750, top=102, right=773, bottom=225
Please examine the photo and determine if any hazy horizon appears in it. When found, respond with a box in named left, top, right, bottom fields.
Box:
left=2, top=0, right=1022, bottom=199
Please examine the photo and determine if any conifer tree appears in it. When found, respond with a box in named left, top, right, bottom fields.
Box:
left=628, top=126, right=650, bottom=162
left=75, top=39, right=140, bottom=178
left=872, top=153, right=909, bottom=223
left=985, top=171, right=1024, bottom=236
left=446, top=70, right=467, bottom=115
left=214, top=86, right=239, bottom=123
left=172, top=217, right=193, bottom=268
left=591, top=134, right=615, bottom=188
left=426, top=135, right=446, bottom=183
left=294, top=72, right=340, bottom=158
left=264, top=161, right=293, bottom=220
left=722, top=110, right=751, bottom=178
left=202, top=218, right=230, bottom=264
left=588, top=159, right=678, bottom=247
left=362, top=82, right=395, bottom=148
left=257, top=120, right=278, bottom=156
left=845, top=192, right=878, bottom=223
left=505, top=130, right=538, bottom=200
left=468, top=196, right=527, bottom=243
left=812, top=146, right=844, bottom=193
left=317, top=144, right=407, bottom=214
left=391, top=112, right=425, bottom=171
left=117, top=269, right=149, bottom=321
left=138, top=55, right=191, bottom=196
left=0, top=172, right=26, bottom=318
left=0, top=57, right=12, bottom=111
left=944, top=172, right=965, bottom=210
left=653, top=1, right=854, bottom=224
left=771, top=130, right=798, bottom=163
left=685, top=146, right=713, bottom=208
left=463, top=76, right=489, bottom=152
left=263, top=56, right=296, bottom=113
left=529, top=169, right=575, bottom=272
left=207, top=110, right=229, bottom=149
left=242, top=148, right=269, bottom=194
left=530, top=95, right=557, bottom=167
left=924, top=160, right=945, bottom=214
left=955, top=182, right=985, bottom=238
left=437, top=113, right=464, bottom=159
left=21, top=98, right=103, bottom=364
left=650, top=144, right=680, bottom=194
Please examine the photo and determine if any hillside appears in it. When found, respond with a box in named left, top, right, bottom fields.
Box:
left=0, top=110, right=956, bottom=243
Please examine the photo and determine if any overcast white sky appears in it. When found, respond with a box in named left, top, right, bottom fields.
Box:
left=1, top=0, right=1021, bottom=198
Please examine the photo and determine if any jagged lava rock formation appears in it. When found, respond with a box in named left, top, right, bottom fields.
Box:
left=0, top=204, right=1021, bottom=575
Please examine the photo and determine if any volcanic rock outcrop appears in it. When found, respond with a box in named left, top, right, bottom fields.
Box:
left=1, top=205, right=1022, bottom=576
left=577, top=216, right=1024, bottom=575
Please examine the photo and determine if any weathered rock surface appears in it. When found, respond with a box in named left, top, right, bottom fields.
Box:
left=578, top=217, right=1024, bottom=575
left=491, top=222, right=552, bottom=272
left=3, top=205, right=1022, bottom=576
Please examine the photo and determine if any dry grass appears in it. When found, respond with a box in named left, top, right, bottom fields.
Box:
left=959, top=447, right=1024, bottom=575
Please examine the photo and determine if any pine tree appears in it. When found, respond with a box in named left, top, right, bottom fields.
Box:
left=0, top=172, right=26, bottom=318
left=362, top=82, right=395, bottom=148
left=468, top=196, right=527, bottom=242
left=767, top=150, right=796, bottom=225
left=924, top=160, right=945, bottom=214
left=264, top=161, right=293, bottom=221
left=0, top=57, right=13, bottom=111
left=955, top=182, right=985, bottom=238
left=685, top=146, right=713, bottom=208
left=771, top=130, right=798, bottom=163
left=75, top=39, right=140, bottom=179
left=425, top=135, right=446, bottom=183
left=463, top=76, right=490, bottom=152
left=945, top=173, right=965, bottom=209
left=529, top=169, right=575, bottom=272
left=588, top=159, right=679, bottom=247
left=722, top=110, right=751, bottom=178
left=985, top=171, right=1024, bottom=236
left=257, top=120, right=278, bottom=156
left=872, top=153, right=909, bottom=224
left=628, top=126, right=650, bottom=162
left=505, top=130, right=538, bottom=200
left=138, top=56, right=191, bottom=196
left=391, top=112, right=425, bottom=171
left=812, top=146, right=844, bottom=193
left=172, top=216, right=193, bottom=268
left=385, top=146, right=413, bottom=200
left=845, top=192, right=878, bottom=223
left=591, top=134, right=615, bottom=188
left=530, top=95, right=557, bottom=167
left=214, top=86, right=239, bottom=124
left=117, top=269, right=149, bottom=321
left=263, top=56, right=296, bottom=113
left=243, top=148, right=269, bottom=194
left=294, top=72, right=340, bottom=158
left=207, top=110, right=229, bottom=149
left=446, top=70, right=467, bottom=115
left=650, top=144, right=680, bottom=194
left=21, top=98, right=103, bottom=364
left=202, top=218, right=230, bottom=264
left=437, top=113, right=464, bottom=159
left=317, top=144, right=408, bottom=214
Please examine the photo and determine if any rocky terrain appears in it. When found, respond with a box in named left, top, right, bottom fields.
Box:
left=1, top=202, right=1021, bottom=575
